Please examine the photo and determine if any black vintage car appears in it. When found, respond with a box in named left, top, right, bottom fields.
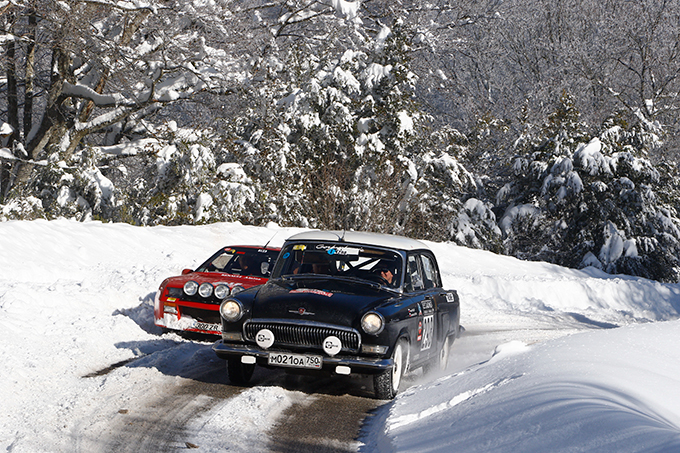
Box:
left=212, top=231, right=461, bottom=399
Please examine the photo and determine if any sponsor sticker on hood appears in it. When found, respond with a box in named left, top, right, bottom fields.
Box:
left=290, top=288, right=334, bottom=298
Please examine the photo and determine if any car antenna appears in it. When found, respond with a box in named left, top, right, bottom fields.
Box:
left=340, top=229, right=346, bottom=242
left=262, top=231, right=278, bottom=249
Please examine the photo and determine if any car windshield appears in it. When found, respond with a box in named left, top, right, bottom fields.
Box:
left=196, top=247, right=278, bottom=277
left=272, top=242, right=403, bottom=288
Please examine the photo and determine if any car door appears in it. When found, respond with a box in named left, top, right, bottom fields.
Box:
left=419, top=252, right=458, bottom=348
left=408, top=251, right=459, bottom=361
left=404, top=253, right=437, bottom=365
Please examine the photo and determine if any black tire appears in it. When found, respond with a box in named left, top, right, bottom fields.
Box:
left=374, top=339, right=408, bottom=399
left=227, top=358, right=255, bottom=385
left=438, top=335, right=451, bottom=371
left=424, top=335, right=452, bottom=375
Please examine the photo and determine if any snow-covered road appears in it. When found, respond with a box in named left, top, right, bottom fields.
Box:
left=1, top=219, right=679, bottom=452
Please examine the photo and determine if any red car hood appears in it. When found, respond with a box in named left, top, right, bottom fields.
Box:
left=162, top=271, right=268, bottom=289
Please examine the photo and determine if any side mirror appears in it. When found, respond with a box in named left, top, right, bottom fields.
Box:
left=181, top=268, right=193, bottom=275
left=261, top=262, right=270, bottom=276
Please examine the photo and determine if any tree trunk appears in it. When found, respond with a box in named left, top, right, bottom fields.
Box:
left=6, top=33, right=19, bottom=145
left=24, top=14, right=37, bottom=140
left=13, top=47, right=71, bottom=188
left=2, top=15, right=18, bottom=202
left=66, top=9, right=151, bottom=156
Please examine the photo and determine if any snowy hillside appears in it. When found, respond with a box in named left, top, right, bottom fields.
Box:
left=1, top=219, right=679, bottom=452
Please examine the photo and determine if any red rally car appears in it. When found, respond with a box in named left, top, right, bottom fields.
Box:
left=154, top=246, right=281, bottom=336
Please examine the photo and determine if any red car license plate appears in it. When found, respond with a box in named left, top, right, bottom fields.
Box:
left=194, top=322, right=220, bottom=332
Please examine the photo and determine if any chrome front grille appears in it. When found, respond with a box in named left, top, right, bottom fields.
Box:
left=244, top=320, right=360, bottom=352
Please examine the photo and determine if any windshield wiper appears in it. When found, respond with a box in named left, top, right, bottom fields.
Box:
left=280, top=274, right=330, bottom=280
left=278, top=274, right=399, bottom=293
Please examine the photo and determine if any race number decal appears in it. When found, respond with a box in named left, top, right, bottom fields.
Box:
left=421, top=314, right=434, bottom=351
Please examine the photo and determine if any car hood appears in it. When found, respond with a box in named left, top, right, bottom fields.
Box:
left=252, top=278, right=393, bottom=326
left=163, top=272, right=267, bottom=288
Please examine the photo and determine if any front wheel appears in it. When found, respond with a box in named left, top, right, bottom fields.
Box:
left=374, top=339, right=408, bottom=399
left=227, top=358, right=255, bottom=385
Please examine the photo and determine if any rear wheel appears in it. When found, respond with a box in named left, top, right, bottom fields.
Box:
left=424, top=335, right=452, bottom=375
left=374, top=339, right=408, bottom=399
left=438, top=335, right=451, bottom=371
left=227, top=358, right=255, bottom=385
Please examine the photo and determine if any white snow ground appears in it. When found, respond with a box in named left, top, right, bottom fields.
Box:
left=1, top=219, right=679, bottom=452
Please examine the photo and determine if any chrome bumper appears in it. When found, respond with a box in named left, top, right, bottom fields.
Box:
left=212, top=340, right=392, bottom=372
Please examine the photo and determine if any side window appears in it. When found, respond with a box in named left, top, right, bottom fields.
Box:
left=420, top=254, right=440, bottom=289
left=405, top=254, right=424, bottom=292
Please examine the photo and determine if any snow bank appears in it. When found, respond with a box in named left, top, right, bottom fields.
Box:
left=0, top=219, right=298, bottom=452
left=366, top=320, right=680, bottom=452
left=429, top=241, right=680, bottom=325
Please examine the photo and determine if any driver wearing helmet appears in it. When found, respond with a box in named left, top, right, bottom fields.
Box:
left=372, top=260, right=398, bottom=286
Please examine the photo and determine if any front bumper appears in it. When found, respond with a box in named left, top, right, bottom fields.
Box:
left=155, top=313, right=222, bottom=335
left=212, top=340, right=393, bottom=374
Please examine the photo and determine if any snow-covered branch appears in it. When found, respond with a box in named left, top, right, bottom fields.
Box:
left=62, top=82, right=124, bottom=107
left=81, top=0, right=158, bottom=13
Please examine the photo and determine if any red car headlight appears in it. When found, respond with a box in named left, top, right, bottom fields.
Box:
left=198, top=282, right=213, bottom=298
left=183, top=280, right=198, bottom=296
left=214, top=284, right=230, bottom=299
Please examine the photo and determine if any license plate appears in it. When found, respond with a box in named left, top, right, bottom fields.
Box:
left=194, top=322, right=221, bottom=332
left=268, top=352, right=322, bottom=369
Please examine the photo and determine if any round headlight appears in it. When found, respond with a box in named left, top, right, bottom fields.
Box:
left=220, top=299, right=243, bottom=322
left=183, top=280, right=198, bottom=296
left=214, top=284, right=230, bottom=299
left=198, top=282, right=213, bottom=298
left=231, top=285, right=245, bottom=295
left=361, top=312, right=384, bottom=335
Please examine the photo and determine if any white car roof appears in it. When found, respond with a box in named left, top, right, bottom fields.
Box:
left=285, top=230, right=430, bottom=251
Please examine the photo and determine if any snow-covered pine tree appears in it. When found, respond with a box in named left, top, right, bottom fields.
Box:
left=569, top=119, right=680, bottom=282
left=116, top=122, right=256, bottom=226
left=230, top=17, right=429, bottom=233
left=499, top=94, right=680, bottom=281
left=496, top=92, right=590, bottom=262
